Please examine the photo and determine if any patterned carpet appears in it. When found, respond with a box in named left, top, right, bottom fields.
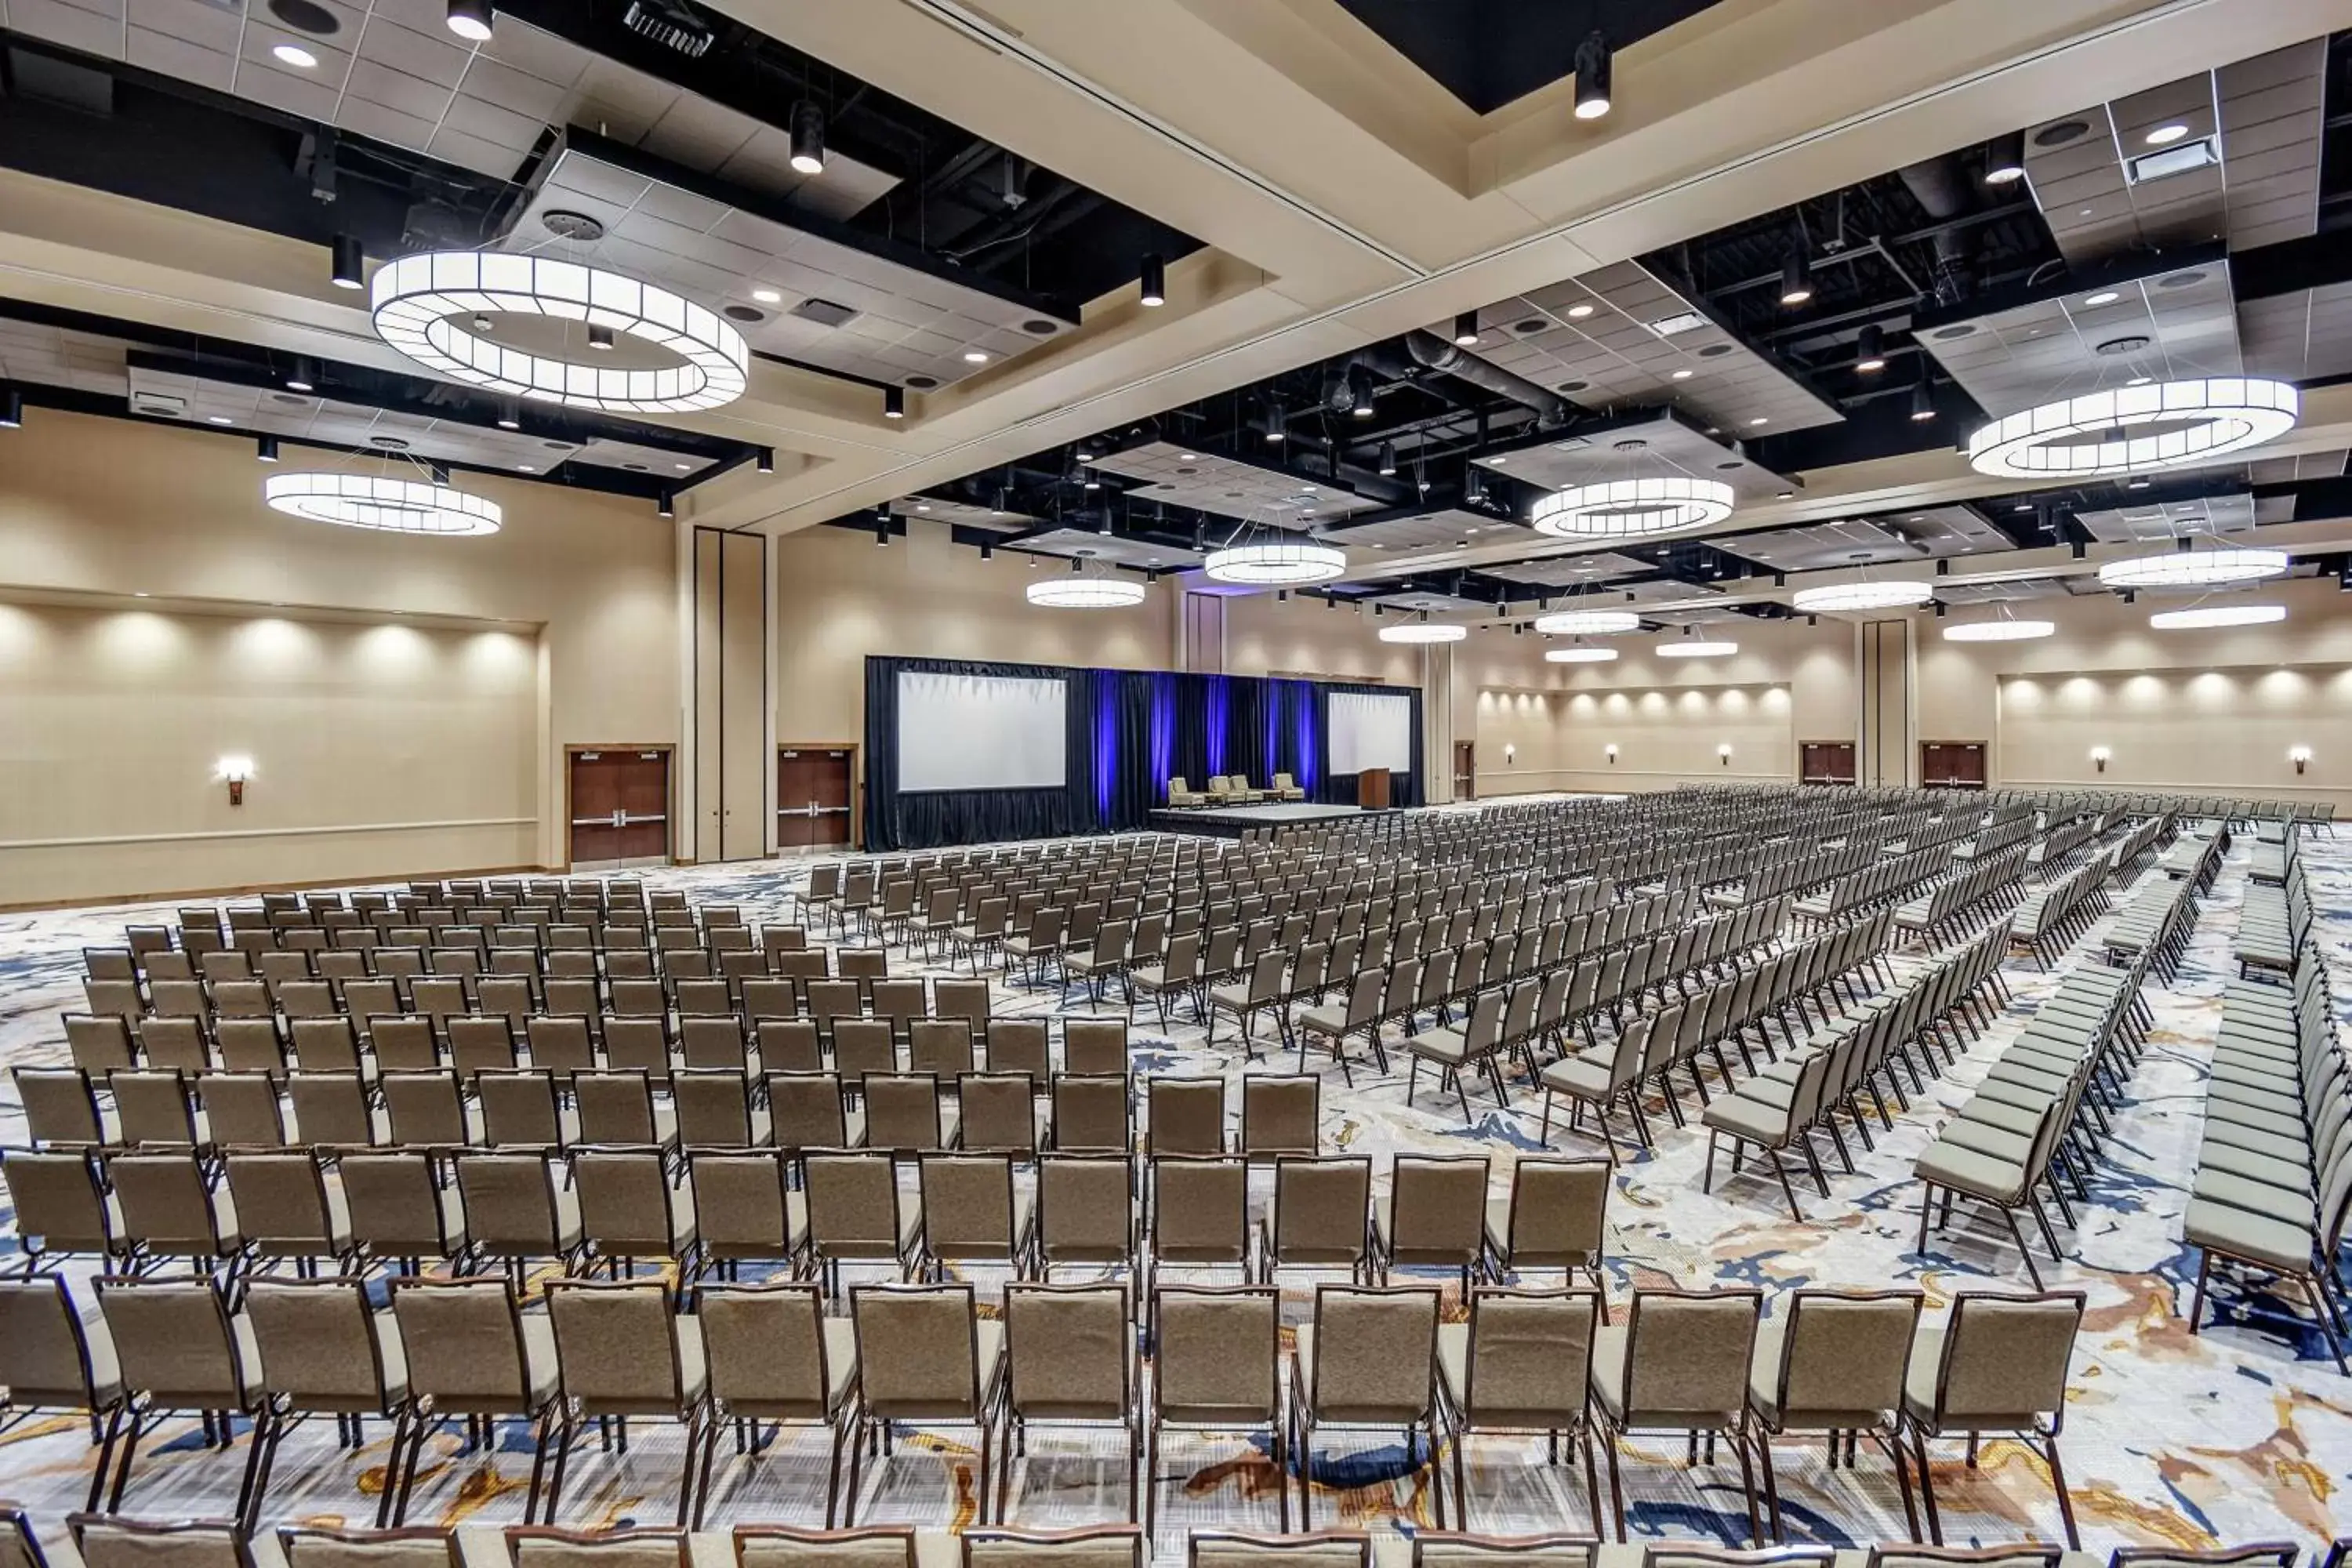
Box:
left=2, top=818, right=2348, bottom=1559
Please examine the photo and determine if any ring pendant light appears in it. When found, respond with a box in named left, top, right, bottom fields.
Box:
left=1966, top=378, right=2298, bottom=479
left=2096, top=545, right=2288, bottom=590
left=265, top=471, right=502, bottom=535
left=1657, top=631, right=1739, bottom=658
left=372, top=252, right=750, bottom=414
left=1533, top=608, right=1642, bottom=635
left=1545, top=644, right=1620, bottom=662
left=1789, top=579, right=1933, bottom=613
left=1941, top=616, right=2054, bottom=641
left=2149, top=602, right=2285, bottom=630
left=1530, top=475, right=1734, bottom=540
left=1378, top=619, right=1468, bottom=644
left=1203, top=537, right=1346, bottom=586
left=1026, top=558, right=1145, bottom=608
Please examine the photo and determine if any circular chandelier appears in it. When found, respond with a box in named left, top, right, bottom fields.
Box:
left=1027, top=560, right=1145, bottom=608
left=2150, top=603, right=2285, bottom=630
left=1534, top=608, right=1641, bottom=635
left=1943, top=617, right=2054, bottom=642
left=1546, top=645, right=1619, bottom=662
left=1790, top=580, right=1933, bottom=614
left=1531, top=476, right=1734, bottom=540
left=264, top=471, right=501, bottom=536
left=1657, top=637, right=1738, bottom=659
left=1378, top=620, right=1467, bottom=644
left=1204, top=539, right=1345, bottom=586
left=371, top=252, right=750, bottom=414
left=1966, top=377, right=2298, bottom=479
left=2097, top=545, right=2287, bottom=590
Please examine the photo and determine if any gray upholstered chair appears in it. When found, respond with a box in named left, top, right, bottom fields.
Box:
left=93, top=1274, right=266, bottom=1515
left=69, top=1517, right=252, bottom=1568
left=965, top=1528, right=1145, bottom=1566
left=1036, top=1155, right=1138, bottom=1281
left=845, top=1283, right=1006, bottom=1525
left=1901, top=1290, right=2087, bottom=1548
left=1483, top=1156, right=1612, bottom=1312
left=1746, top=1289, right=1923, bottom=1541
left=731, top=1525, right=916, bottom=1568
left=1289, top=1283, right=1446, bottom=1529
left=1375, top=1154, right=1489, bottom=1290
left=1587, top=1287, right=1765, bottom=1544
left=1187, top=1531, right=1371, bottom=1566
left=804, top=1151, right=920, bottom=1298
left=243, top=1276, right=408, bottom=1526
left=1149, top=1285, right=1287, bottom=1537
left=693, top=1280, right=858, bottom=1526
left=1263, top=1156, right=1372, bottom=1287
left=277, top=1523, right=463, bottom=1568
left=541, top=1278, right=710, bottom=1525
left=1439, top=1287, right=1604, bottom=1534
left=0, top=1276, right=126, bottom=1510
left=383, top=1275, right=562, bottom=1523
left=996, top=1283, right=1138, bottom=1521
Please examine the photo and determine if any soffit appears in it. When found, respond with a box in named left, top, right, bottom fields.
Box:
left=1014, top=526, right=1200, bottom=570
left=1086, top=441, right=1382, bottom=527
left=2072, top=493, right=2257, bottom=543
left=1472, top=410, right=1797, bottom=502
left=1714, top=507, right=2011, bottom=571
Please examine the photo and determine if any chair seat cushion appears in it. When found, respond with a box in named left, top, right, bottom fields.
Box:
left=1700, top=1096, right=1788, bottom=1145
left=2183, top=1196, right=2314, bottom=1273
left=1914, top=1141, right=2027, bottom=1202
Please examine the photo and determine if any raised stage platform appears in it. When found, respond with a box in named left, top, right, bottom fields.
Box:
left=1149, top=800, right=1380, bottom=839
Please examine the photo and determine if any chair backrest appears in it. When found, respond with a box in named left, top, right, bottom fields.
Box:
left=571, top=1146, right=679, bottom=1260
left=503, top=1528, right=687, bottom=1568
left=919, top=1153, right=1020, bottom=1259
left=686, top=1150, right=795, bottom=1261
left=1152, top=1155, right=1250, bottom=1262
left=107, top=1149, right=225, bottom=1255
left=546, top=1278, right=689, bottom=1414
left=225, top=1149, right=339, bottom=1257
left=1052, top=1075, right=1131, bottom=1153
left=909, top=1019, right=975, bottom=1078
left=862, top=1073, right=946, bottom=1152
left=1386, top=1155, right=1487, bottom=1261
left=805, top=1152, right=906, bottom=1259
left=833, top=1020, right=899, bottom=1080
left=1240, top=1075, right=1319, bottom=1158
left=1861, top=1548, right=2062, bottom=1568
left=1410, top=1534, right=1599, bottom=1566
left=0, top=1276, right=105, bottom=1407
left=731, top=1528, right=916, bottom=1568
left=1036, top=1155, right=1132, bottom=1265
left=96, top=1274, right=249, bottom=1407
left=454, top=1152, right=565, bottom=1259
left=1153, top=1285, right=1278, bottom=1424
left=696, top=1280, right=835, bottom=1421
left=1148, top=1076, right=1225, bottom=1155
left=71, top=1519, right=251, bottom=1568
left=1500, top=1156, right=1610, bottom=1265
left=1766, top=1289, right=1922, bottom=1425
left=276, top=1526, right=463, bottom=1568
left=1927, top=1291, right=2085, bottom=1428
left=1457, top=1287, right=1602, bottom=1430
left=962, top=1530, right=1144, bottom=1567
left=1272, top=1156, right=1370, bottom=1265
left=245, top=1276, right=397, bottom=1412
left=1062, top=1018, right=1128, bottom=1076
left=956, top=1073, right=1039, bottom=1155
left=390, top=1276, right=536, bottom=1411
left=1304, top=1284, right=1440, bottom=1423
left=851, top=1283, right=983, bottom=1419
left=1617, top=1288, right=1762, bottom=1424
left=574, top=1071, right=658, bottom=1145
left=768, top=1072, right=850, bottom=1152
left=1004, top=1283, right=1129, bottom=1421
left=1189, top=1535, right=1371, bottom=1568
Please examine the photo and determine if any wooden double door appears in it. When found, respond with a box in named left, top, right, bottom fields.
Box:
left=1800, top=742, right=1857, bottom=786
left=777, top=746, right=855, bottom=850
left=1921, top=741, right=1988, bottom=789
left=569, top=750, right=670, bottom=866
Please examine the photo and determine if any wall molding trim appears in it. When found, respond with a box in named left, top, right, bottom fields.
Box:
left=0, top=817, right=535, bottom=852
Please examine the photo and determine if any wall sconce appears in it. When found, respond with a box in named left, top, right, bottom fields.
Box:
left=2291, top=745, right=2312, bottom=775
left=216, top=754, right=255, bottom=806
left=1718, top=743, right=1733, bottom=766
left=2089, top=746, right=2111, bottom=774
left=1503, top=743, right=1516, bottom=764
left=1604, top=744, right=1618, bottom=765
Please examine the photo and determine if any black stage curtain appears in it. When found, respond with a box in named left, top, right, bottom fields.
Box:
left=864, top=655, right=1425, bottom=850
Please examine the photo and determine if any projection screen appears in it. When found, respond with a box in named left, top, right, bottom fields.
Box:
left=895, top=670, right=1068, bottom=792
left=1327, top=690, right=1413, bottom=775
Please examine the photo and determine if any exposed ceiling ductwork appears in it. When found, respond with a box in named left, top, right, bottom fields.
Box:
left=1896, top=155, right=1979, bottom=307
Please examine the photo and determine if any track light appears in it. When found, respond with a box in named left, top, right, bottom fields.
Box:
left=0, top=386, right=20, bottom=428
left=1377, top=441, right=1398, bottom=477
left=789, top=102, right=826, bottom=176
left=329, top=234, right=365, bottom=290
left=1779, top=248, right=1813, bottom=308
left=1573, top=31, right=1612, bottom=119
left=256, top=436, right=280, bottom=463
left=587, top=325, right=615, bottom=352
left=1139, top=253, right=1166, bottom=307
left=445, top=0, right=493, bottom=42
left=1984, top=130, right=2027, bottom=185
left=1853, top=325, right=1885, bottom=373
left=1909, top=368, right=1936, bottom=422
left=1348, top=365, right=1377, bottom=419
left=756, top=447, right=774, bottom=474
left=1454, top=312, right=1481, bottom=347
left=285, top=357, right=318, bottom=393
left=656, top=489, right=675, bottom=519
left=884, top=386, right=906, bottom=419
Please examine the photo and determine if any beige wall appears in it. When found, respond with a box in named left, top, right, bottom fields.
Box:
left=0, top=600, right=537, bottom=903
left=0, top=411, right=677, bottom=900
left=1222, top=593, right=1422, bottom=686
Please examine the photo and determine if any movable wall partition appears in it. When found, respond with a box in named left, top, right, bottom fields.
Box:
left=862, top=655, right=1423, bottom=851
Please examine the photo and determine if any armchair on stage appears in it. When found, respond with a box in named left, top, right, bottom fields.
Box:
left=1206, top=775, right=1265, bottom=805
left=1269, top=771, right=1306, bottom=802
left=1167, top=776, right=1208, bottom=809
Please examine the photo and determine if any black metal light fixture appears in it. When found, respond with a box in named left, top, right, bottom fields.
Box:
left=285, top=357, right=318, bottom=393
left=1984, top=129, right=2027, bottom=185
left=256, top=436, right=280, bottom=463
left=587, top=325, right=615, bottom=352
left=1377, top=441, right=1398, bottom=477
left=445, top=0, right=493, bottom=42
left=1139, top=253, right=1166, bottom=307
left=329, top=234, right=365, bottom=290
left=1348, top=365, right=1377, bottom=419
left=656, top=489, right=676, bottom=519
left=755, top=447, right=774, bottom=474
left=1453, top=312, right=1480, bottom=347
left=495, top=397, right=521, bottom=430
left=1909, top=365, right=1936, bottom=422
left=1573, top=31, right=1612, bottom=119
left=884, top=385, right=906, bottom=419
left=789, top=101, right=826, bottom=176
left=1779, top=245, right=1813, bottom=308
left=1853, top=325, right=1886, bottom=373
left=0, top=386, right=20, bottom=429
left=1263, top=401, right=1287, bottom=443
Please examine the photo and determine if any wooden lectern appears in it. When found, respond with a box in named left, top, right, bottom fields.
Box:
left=1355, top=768, right=1392, bottom=809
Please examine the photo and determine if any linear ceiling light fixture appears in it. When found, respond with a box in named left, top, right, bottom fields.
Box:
left=1790, top=579, right=1933, bottom=613
left=2097, top=544, right=2288, bottom=590
left=2149, top=602, right=2285, bottom=630
left=264, top=471, right=501, bottom=536
left=1967, top=379, right=2297, bottom=478
left=372, top=252, right=749, bottom=413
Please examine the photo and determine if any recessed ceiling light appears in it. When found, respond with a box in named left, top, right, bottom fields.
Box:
left=206, top=415, right=234, bottom=425
left=1748, top=416, right=1768, bottom=426
left=1671, top=368, right=1693, bottom=380
left=2084, top=290, right=2121, bottom=307
left=1489, top=457, right=1506, bottom=466
left=516, top=464, right=534, bottom=473
left=2127, top=375, right=2152, bottom=387
left=1567, top=303, right=1595, bottom=320
left=963, top=350, right=989, bottom=363
left=272, top=42, right=318, bottom=67
left=1178, top=453, right=1196, bottom=461
left=2144, top=122, right=2190, bottom=146
left=674, top=463, right=691, bottom=470
left=751, top=289, right=782, bottom=304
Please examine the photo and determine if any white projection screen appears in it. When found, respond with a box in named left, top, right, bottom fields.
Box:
left=1328, top=691, right=1413, bottom=775
left=895, top=670, right=1068, bottom=792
